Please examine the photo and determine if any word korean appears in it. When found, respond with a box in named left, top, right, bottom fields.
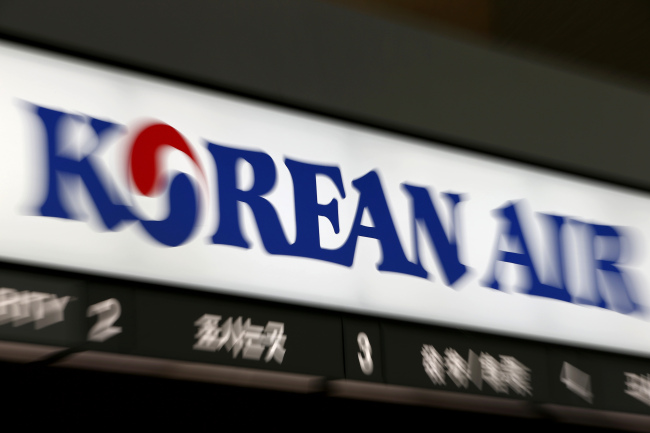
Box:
left=30, top=105, right=640, bottom=317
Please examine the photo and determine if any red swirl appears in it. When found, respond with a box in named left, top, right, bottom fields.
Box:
left=128, top=123, right=203, bottom=196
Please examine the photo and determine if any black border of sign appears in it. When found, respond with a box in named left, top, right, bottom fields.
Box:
left=1, top=31, right=649, bottom=195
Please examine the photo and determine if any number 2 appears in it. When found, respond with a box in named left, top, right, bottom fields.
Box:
left=87, top=298, right=122, bottom=342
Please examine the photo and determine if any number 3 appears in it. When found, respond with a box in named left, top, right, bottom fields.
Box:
left=357, top=332, right=373, bottom=375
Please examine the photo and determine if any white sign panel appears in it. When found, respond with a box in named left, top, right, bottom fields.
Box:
left=1, top=40, right=649, bottom=356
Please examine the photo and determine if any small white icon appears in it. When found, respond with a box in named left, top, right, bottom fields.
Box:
left=560, top=362, right=593, bottom=403
left=193, top=314, right=287, bottom=364
left=421, top=344, right=532, bottom=396
left=624, top=372, right=650, bottom=407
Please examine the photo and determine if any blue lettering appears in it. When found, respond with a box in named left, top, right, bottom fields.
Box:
left=483, top=202, right=571, bottom=302
left=208, top=142, right=291, bottom=254
left=139, top=173, right=198, bottom=247
left=578, top=222, right=640, bottom=314
left=32, top=105, right=134, bottom=230
left=338, top=171, right=424, bottom=277
left=285, top=159, right=346, bottom=262
left=402, top=185, right=467, bottom=285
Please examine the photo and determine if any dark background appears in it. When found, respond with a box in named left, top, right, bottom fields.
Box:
left=1, top=0, right=650, bottom=191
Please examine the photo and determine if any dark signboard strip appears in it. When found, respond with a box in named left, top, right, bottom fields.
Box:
left=0, top=264, right=650, bottom=428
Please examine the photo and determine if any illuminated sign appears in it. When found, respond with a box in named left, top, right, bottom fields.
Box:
left=1, top=40, right=650, bottom=356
